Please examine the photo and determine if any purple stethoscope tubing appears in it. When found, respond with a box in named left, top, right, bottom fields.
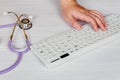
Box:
left=0, top=23, right=30, bottom=75
left=0, top=53, right=23, bottom=75
left=0, top=23, right=15, bottom=28
left=8, top=40, right=31, bottom=54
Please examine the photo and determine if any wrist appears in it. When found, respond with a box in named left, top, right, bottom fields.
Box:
left=61, top=0, right=76, bottom=2
left=60, top=0, right=77, bottom=8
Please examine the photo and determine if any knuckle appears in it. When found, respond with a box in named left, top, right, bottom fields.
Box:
left=90, top=18, right=96, bottom=25
left=99, top=21, right=103, bottom=26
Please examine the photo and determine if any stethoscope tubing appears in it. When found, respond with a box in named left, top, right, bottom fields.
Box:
left=0, top=23, right=15, bottom=29
left=0, top=23, right=30, bottom=75
left=8, top=40, right=31, bottom=54
left=0, top=39, right=30, bottom=75
left=0, top=53, right=23, bottom=75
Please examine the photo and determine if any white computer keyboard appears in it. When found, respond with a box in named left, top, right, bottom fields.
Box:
left=31, top=14, right=120, bottom=67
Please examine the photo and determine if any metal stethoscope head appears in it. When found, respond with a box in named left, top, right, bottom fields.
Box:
left=5, top=12, right=32, bottom=40
left=0, top=12, right=32, bottom=75
left=6, top=12, right=31, bottom=54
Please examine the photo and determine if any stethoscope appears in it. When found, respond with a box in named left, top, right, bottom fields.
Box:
left=0, top=12, right=32, bottom=75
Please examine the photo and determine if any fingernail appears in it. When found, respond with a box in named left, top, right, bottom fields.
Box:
left=95, top=29, right=98, bottom=32
left=76, top=27, right=82, bottom=30
left=103, top=28, right=106, bottom=31
left=105, top=23, right=107, bottom=27
left=74, top=24, right=82, bottom=30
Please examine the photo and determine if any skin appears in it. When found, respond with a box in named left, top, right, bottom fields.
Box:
left=60, top=0, right=106, bottom=32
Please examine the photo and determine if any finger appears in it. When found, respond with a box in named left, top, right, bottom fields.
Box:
left=82, top=15, right=98, bottom=32
left=92, top=10, right=107, bottom=27
left=66, top=17, right=82, bottom=30
left=72, top=13, right=98, bottom=31
left=90, top=11, right=106, bottom=26
left=89, top=14, right=106, bottom=31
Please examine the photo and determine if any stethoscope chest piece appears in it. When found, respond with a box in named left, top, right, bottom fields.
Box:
left=19, top=18, right=32, bottom=30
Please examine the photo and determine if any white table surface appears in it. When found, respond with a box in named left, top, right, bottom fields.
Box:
left=0, top=0, right=120, bottom=80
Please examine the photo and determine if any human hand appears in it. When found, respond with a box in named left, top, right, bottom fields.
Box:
left=60, top=0, right=106, bottom=32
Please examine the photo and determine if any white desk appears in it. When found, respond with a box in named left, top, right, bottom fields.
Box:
left=0, top=0, right=120, bottom=80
